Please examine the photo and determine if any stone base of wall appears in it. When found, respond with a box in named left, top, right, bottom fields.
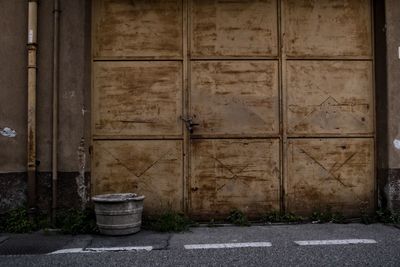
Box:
left=378, top=168, right=400, bottom=212
left=2, top=169, right=400, bottom=214
left=0, top=172, right=91, bottom=214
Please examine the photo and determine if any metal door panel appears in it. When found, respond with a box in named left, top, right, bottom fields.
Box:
left=191, top=0, right=278, bottom=57
left=93, top=140, right=183, bottom=214
left=191, top=61, right=279, bottom=136
left=91, top=0, right=376, bottom=218
left=190, top=139, right=280, bottom=219
left=286, top=61, right=373, bottom=135
left=284, top=0, right=372, bottom=57
left=93, top=0, right=182, bottom=59
left=93, top=61, right=182, bottom=137
left=286, top=138, right=374, bottom=216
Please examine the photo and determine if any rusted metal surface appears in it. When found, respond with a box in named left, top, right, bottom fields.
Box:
left=286, top=61, right=373, bottom=135
left=91, top=0, right=376, bottom=218
left=92, top=140, right=183, bottom=214
left=93, top=61, right=182, bottom=137
left=190, top=139, right=280, bottom=219
left=284, top=0, right=372, bottom=57
left=93, top=0, right=182, bottom=59
left=286, top=138, right=374, bottom=216
left=191, top=61, right=279, bottom=136
left=191, top=0, right=278, bottom=57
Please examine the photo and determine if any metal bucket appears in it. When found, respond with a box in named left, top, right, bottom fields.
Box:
left=92, top=193, right=145, bottom=236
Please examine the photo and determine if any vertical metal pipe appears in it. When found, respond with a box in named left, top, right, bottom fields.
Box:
left=27, top=0, right=38, bottom=213
left=52, top=0, right=60, bottom=221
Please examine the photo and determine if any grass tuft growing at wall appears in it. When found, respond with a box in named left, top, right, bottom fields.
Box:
left=262, top=211, right=304, bottom=224
left=55, top=208, right=98, bottom=235
left=0, top=207, right=98, bottom=234
left=226, top=209, right=251, bottom=226
left=143, top=211, right=195, bottom=232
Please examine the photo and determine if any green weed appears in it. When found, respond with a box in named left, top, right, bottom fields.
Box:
left=227, top=209, right=250, bottom=226
left=143, top=211, right=194, bottom=232
left=310, top=210, right=346, bottom=224
left=54, top=208, right=98, bottom=235
left=262, top=211, right=304, bottom=224
left=0, top=207, right=51, bottom=233
left=361, top=209, right=400, bottom=224
left=0, top=207, right=37, bottom=233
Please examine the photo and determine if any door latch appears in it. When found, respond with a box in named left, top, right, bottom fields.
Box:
left=180, top=116, right=199, bottom=134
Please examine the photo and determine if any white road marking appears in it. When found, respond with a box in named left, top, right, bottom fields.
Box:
left=48, top=248, right=87, bottom=254
left=85, top=246, right=153, bottom=252
left=49, top=246, right=153, bottom=254
left=294, top=239, right=377, bottom=246
left=184, top=242, right=272, bottom=250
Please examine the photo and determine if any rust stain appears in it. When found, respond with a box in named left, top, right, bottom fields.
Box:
left=94, top=0, right=182, bottom=58
left=191, top=0, right=278, bottom=57
left=91, top=0, right=375, bottom=218
left=191, top=61, right=279, bottom=136
left=286, top=138, right=374, bottom=216
left=93, top=61, right=182, bottom=136
left=92, top=140, right=183, bottom=215
left=284, top=0, right=372, bottom=57
left=190, top=139, right=280, bottom=219
left=287, top=61, right=373, bottom=135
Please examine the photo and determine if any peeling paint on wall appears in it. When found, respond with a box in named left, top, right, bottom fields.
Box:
left=0, top=127, right=17, bottom=138
left=81, top=105, right=87, bottom=116
left=62, top=90, right=76, bottom=99
left=76, top=137, right=88, bottom=209
left=393, top=139, right=400, bottom=150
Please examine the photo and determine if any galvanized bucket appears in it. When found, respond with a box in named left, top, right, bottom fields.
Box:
left=92, top=193, right=145, bottom=236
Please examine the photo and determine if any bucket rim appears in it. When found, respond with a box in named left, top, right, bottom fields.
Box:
left=92, top=193, right=145, bottom=203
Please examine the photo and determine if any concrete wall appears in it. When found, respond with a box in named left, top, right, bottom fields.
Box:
left=0, top=0, right=91, bottom=212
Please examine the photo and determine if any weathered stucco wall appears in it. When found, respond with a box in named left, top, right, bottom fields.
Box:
left=0, top=1, right=27, bottom=172
left=59, top=0, right=91, bottom=172
left=0, top=0, right=91, bottom=212
left=385, top=0, right=400, bottom=211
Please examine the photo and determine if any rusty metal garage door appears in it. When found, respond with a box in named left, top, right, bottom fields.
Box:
left=92, top=0, right=374, bottom=218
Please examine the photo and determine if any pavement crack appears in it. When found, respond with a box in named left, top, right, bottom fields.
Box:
left=152, top=234, right=172, bottom=251
left=83, top=237, right=93, bottom=250
left=0, top=236, right=9, bottom=245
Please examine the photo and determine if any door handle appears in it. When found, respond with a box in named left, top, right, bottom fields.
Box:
left=180, top=116, right=199, bottom=134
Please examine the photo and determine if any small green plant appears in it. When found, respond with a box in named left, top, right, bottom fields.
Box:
left=0, top=207, right=37, bottom=233
left=143, top=211, right=194, bottom=232
left=375, top=209, right=400, bottom=223
left=361, top=209, right=400, bottom=224
left=55, top=208, right=98, bottom=235
left=262, top=211, right=281, bottom=223
left=0, top=207, right=52, bottom=233
left=310, top=211, right=331, bottom=223
left=310, top=210, right=346, bottom=224
left=227, top=209, right=250, bottom=226
left=262, top=211, right=304, bottom=224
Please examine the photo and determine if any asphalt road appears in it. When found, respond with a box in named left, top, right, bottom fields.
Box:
left=1, top=223, right=399, bottom=266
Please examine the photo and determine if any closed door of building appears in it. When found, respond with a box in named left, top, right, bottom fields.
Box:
left=92, top=0, right=374, bottom=218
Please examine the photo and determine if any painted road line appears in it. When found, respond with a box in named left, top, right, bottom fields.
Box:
left=49, top=246, right=153, bottom=254
left=184, top=242, right=272, bottom=250
left=294, top=239, right=377, bottom=246
left=85, top=246, right=153, bottom=252
left=49, top=248, right=88, bottom=254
